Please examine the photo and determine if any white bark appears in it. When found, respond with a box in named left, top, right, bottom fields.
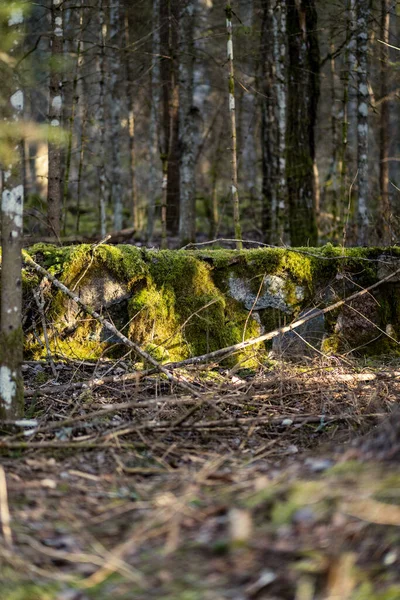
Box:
left=273, top=0, right=286, bottom=241
left=47, top=0, right=64, bottom=237
left=109, top=0, right=123, bottom=231
left=0, top=5, right=25, bottom=418
left=356, top=0, right=370, bottom=244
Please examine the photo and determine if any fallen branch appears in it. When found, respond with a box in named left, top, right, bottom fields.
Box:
left=164, top=265, right=400, bottom=369
left=23, top=254, right=202, bottom=398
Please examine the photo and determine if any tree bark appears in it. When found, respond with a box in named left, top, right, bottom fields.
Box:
left=0, top=5, right=25, bottom=419
left=124, top=5, right=138, bottom=232
left=286, top=0, right=319, bottom=246
left=226, top=3, right=242, bottom=250
left=109, top=0, right=123, bottom=231
left=356, top=0, right=370, bottom=245
left=238, top=0, right=257, bottom=206
left=260, top=0, right=276, bottom=243
left=160, top=0, right=181, bottom=238
left=273, top=0, right=287, bottom=243
left=147, top=0, right=161, bottom=242
left=98, top=0, right=107, bottom=237
left=47, top=0, right=64, bottom=238
left=178, top=0, right=200, bottom=246
left=379, top=0, right=390, bottom=243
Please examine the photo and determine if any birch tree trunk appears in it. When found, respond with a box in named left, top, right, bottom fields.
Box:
left=225, top=3, right=242, bottom=250
left=47, top=0, right=63, bottom=238
left=286, top=0, right=319, bottom=246
left=356, top=0, right=370, bottom=245
left=0, top=5, right=25, bottom=419
left=109, top=0, right=123, bottom=232
left=179, top=0, right=199, bottom=246
left=379, top=0, right=390, bottom=243
left=147, top=0, right=160, bottom=242
left=273, top=0, right=287, bottom=243
left=98, top=0, right=107, bottom=237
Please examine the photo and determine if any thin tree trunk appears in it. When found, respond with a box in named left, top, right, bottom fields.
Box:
left=124, top=7, right=138, bottom=231
left=76, top=107, right=87, bottom=234
left=98, top=0, right=107, bottom=237
left=47, top=0, right=64, bottom=238
left=325, top=41, right=339, bottom=237
left=63, top=0, right=83, bottom=235
left=209, top=125, right=224, bottom=238
left=273, top=0, right=287, bottom=243
left=356, top=0, right=370, bottom=245
left=225, top=3, right=242, bottom=250
left=379, top=0, right=390, bottom=243
left=159, top=0, right=171, bottom=246
left=167, top=0, right=181, bottom=236
left=238, top=0, right=257, bottom=205
left=260, top=0, right=276, bottom=243
left=109, top=0, right=123, bottom=231
left=0, top=6, right=25, bottom=419
left=286, top=0, right=319, bottom=246
left=147, top=0, right=160, bottom=242
left=179, top=0, right=199, bottom=246
left=161, top=156, right=168, bottom=249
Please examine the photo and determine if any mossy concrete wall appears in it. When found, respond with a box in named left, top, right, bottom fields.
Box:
left=22, top=244, right=400, bottom=364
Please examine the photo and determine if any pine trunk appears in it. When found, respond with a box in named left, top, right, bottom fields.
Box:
left=110, top=0, right=123, bottom=231
left=286, top=0, right=319, bottom=246
left=147, top=0, right=161, bottom=242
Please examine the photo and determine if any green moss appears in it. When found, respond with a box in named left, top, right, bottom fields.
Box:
left=22, top=244, right=400, bottom=363
left=321, top=334, right=341, bottom=354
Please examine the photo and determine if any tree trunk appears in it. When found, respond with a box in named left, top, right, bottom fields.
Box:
left=178, top=0, right=199, bottom=246
left=238, top=0, right=257, bottom=206
left=63, top=0, right=84, bottom=236
left=160, top=0, right=181, bottom=238
left=356, top=0, right=370, bottom=245
left=124, top=5, right=138, bottom=232
left=0, top=5, right=25, bottom=419
left=47, top=0, right=63, bottom=238
left=98, top=0, right=107, bottom=237
left=286, top=0, right=319, bottom=247
left=147, top=0, right=161, bottom=242
left=273, top=0, right=287, bottom=243
left=379, top=0, right=390, bottom=243
left=226, top=3, right=242, bottom=250
left=260, top=0, right=276, bottom=243
left=109, top=0, right=123, bottom=232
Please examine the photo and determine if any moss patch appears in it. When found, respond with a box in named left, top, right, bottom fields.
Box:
left=23, top=245, right=400, bottom=363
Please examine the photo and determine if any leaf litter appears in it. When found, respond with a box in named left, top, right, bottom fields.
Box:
left=1, top=356, right=400, bottom=599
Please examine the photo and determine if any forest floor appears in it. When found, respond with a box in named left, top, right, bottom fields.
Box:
left=1, top=357, right=400, bottom=600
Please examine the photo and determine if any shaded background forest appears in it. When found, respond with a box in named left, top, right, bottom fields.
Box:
left=2, top=0, right=400, bottom=248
